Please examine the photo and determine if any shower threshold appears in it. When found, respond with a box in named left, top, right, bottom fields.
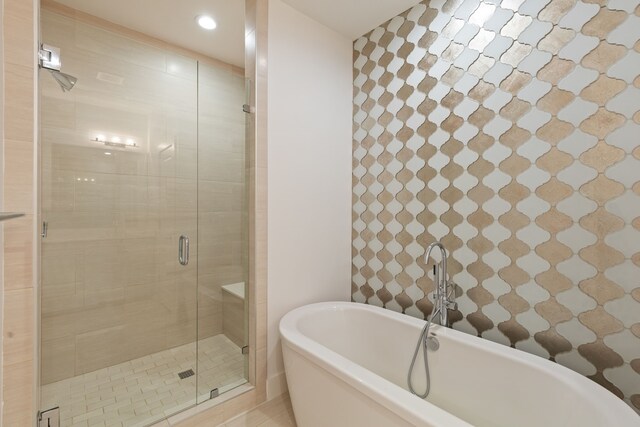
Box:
left=41, top=334, right=246, bottom=427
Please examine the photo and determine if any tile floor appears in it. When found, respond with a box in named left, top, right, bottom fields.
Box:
left=42, top=334, right=246, bottom=427
left=217, top=393, right=296, bottom=427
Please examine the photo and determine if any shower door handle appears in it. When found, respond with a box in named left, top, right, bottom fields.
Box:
left=178, top=235, right=189, bottom=266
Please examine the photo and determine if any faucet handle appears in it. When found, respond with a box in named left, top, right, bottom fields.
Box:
left=445, top=280, right=458, bottom=311
left=446, top=280, right=455, bottom=298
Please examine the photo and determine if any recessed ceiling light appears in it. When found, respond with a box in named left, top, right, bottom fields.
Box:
left=196, top=15, right=217, bottom=30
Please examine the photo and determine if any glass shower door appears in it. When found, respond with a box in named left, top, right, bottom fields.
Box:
left=196, top=62, right=249, bottom=403
left=39, top=7, right=199, bottom=425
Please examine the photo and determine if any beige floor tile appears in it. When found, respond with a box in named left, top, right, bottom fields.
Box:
left=219, top=394, right=296, bottom=427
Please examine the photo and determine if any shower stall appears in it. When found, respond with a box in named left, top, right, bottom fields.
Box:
left=38, top=1, right=250, bottom=425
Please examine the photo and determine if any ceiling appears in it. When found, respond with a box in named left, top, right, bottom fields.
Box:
left=54, top=0, right=246, bottom=67
left=52, top=0, right=421, bottom=68
left=281, top=0, right=422, bottom=40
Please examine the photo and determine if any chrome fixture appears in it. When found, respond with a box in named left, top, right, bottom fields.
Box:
left=243, top=78, right=253, bottom=113
left=0, top=212, right=25, bottom=222
left=38, top=407, right=60, bottom=427
left=425, top=241, right=457, bottom=327
left=39, top=43, right=78, bottom=92
left=39, top=44, right=61, bottom=70
left=178, top=235, right=190, bottom=266
left=407, top=240, right=457, bottom=398
left=209, top=388, right=219, bottom=399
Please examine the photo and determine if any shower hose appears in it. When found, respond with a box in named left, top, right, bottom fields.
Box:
left=407, top=306, right=440, bottom=398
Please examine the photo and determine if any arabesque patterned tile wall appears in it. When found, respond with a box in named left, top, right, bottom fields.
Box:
left=352, top=0, right=640, bottom=412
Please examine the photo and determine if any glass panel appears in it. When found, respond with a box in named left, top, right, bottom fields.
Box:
left=39, top=1, right=249, bottom=423
left=39, top=6, right=199, bottom=425
left=196, top=61, right=249, bottom=403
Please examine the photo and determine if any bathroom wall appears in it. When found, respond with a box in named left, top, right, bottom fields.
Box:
left=1, top=0, right=37, bottom=424
left=40, top=5, right=246, bottom=384
left=267, top=0, right=353, bottom=398
left=352, top=0, right=640, bottom=412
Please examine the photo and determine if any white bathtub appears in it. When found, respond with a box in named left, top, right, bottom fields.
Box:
left=280, top=302, right=639, bottom=427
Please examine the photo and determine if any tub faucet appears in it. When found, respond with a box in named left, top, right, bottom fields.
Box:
left=425, top=241, right=457, bottom=327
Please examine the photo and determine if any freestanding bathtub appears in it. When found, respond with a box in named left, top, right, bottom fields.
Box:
left=280, top=302, right=639, bottom=427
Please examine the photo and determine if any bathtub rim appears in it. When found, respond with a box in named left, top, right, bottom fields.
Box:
left=280, top=301, right=639, bottom=426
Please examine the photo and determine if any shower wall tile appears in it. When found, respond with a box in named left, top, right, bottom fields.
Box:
left=2, top=359, right=34, bottom=424
left=2, top=0, right=36, bottom=423
left=41, top=336, right=75, bottom=382
left=352, top=0, right=640, bottom=412
left=2, top=288, right=34, bottom=367
left=74, top=326, right=127, bottom=375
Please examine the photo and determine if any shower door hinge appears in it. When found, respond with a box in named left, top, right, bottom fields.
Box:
left=242, top=104, right=253, bottom=114
left=242, top=345, right=249, bottom=355
left=39, top=44, right=61, bottom=71
left=41, top=221, right=48, bottom=238
left=38, top=407, right=60, bottom=427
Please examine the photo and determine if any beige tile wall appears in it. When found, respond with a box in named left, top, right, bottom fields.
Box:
left=40, top=6, right=247, bottom=384
left=352, top=0, right=640, bottom=413
left=1, top=0, right=37, bottom=424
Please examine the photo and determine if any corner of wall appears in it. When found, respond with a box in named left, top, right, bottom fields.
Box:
left=266, top=371, right=288, bottom=400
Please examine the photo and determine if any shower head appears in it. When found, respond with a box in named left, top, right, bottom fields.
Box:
left=49, top=69, right=77, bottom=92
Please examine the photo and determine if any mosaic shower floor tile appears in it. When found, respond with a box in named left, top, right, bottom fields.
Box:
left=41, top=334, right=246, bottom=427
